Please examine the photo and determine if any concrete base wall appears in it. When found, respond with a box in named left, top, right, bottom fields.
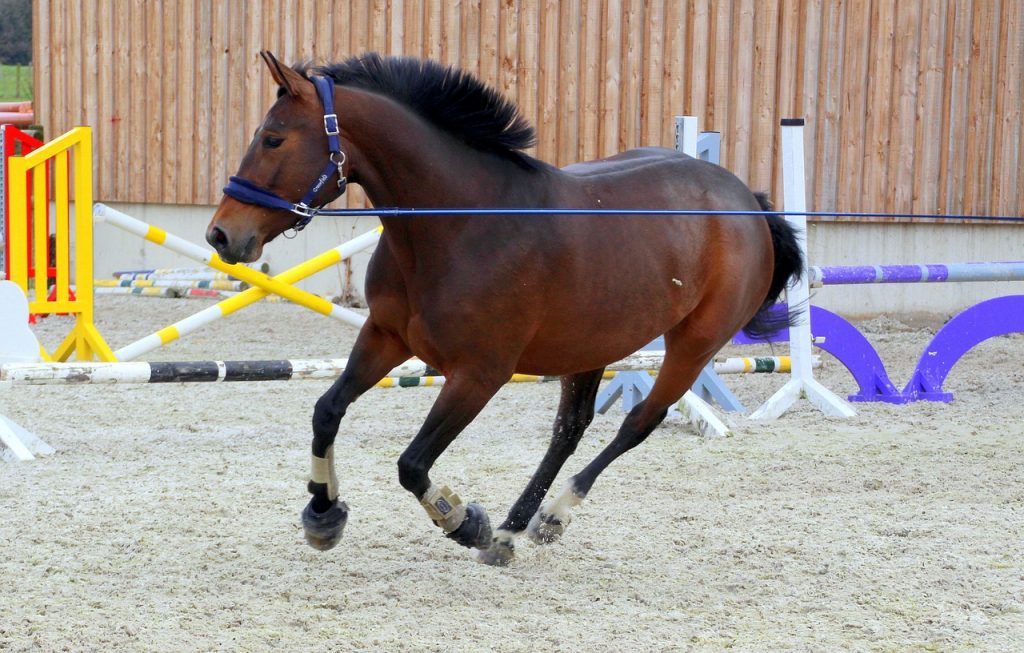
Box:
left=91, top=203, right=1024, bottom=319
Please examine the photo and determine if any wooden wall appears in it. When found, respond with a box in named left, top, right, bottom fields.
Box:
left=33, top=0, right=1024, bottom=220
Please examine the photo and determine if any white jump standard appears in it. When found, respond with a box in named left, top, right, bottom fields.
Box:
left=749, top=119, right=855, bottom=421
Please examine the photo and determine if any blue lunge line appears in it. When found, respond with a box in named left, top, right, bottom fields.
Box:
left=302, top=206, right=1024, bottom=223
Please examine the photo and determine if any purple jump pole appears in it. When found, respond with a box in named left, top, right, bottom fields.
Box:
left=810, top=261, right=1024, bottom=286
left=902, top=295, right=1024, bottom=402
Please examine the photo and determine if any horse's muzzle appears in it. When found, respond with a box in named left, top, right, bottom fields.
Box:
left=206, top=224, right=258, bottom=264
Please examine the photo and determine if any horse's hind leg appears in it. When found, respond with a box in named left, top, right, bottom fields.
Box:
left=302, top=321, right=411, bottom=551
left=533, top=329, right=716, bottom=546
left=476, top=369, right=605, bottom=566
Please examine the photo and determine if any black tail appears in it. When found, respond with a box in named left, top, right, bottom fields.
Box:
left=741, top=192, right=804, bottom=340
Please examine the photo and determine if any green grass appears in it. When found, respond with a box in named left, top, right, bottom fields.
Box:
left=0, top=64, right=33, bottom=102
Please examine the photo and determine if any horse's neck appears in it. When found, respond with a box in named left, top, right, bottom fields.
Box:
left=338, top=88, right=559, bottom=275
left=339, top=88, right=551, bottom=211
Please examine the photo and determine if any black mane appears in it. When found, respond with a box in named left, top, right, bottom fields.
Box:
left=298, top=53, right=539, bottom=170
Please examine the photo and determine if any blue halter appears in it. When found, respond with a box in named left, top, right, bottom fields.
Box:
left=222, top=76, right=348, bottom=232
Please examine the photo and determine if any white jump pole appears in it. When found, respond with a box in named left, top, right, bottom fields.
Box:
left=749, top=119, right=855, bottom=420
left=1, top=350, right=674, bottom=386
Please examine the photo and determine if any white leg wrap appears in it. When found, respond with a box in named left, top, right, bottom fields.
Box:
left=420, top=483, right=467, bottom=533
left=544, top=483, right=584, bottom=521
left=493, top=528, right=516, bottom=545
left=311, top=445, right=339, bottom=501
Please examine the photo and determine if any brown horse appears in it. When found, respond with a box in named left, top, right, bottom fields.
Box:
left=207, top=51, right=801, bottom=566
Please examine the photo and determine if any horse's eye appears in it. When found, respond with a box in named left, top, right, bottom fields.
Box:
left=263, top=135, right=284, bottom=149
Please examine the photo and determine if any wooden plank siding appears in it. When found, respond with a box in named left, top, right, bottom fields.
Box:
left=34, top=0, right=1024, bottom=221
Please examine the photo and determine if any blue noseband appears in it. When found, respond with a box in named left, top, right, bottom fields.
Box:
left=222, top=75, right=348, bottom=232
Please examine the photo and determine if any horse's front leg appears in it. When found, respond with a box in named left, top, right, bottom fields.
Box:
left=396, top=369, right=509, bottom=551
left=303, top=321, right=411, bottom=551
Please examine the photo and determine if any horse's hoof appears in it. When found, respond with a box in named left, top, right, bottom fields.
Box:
left=527, top=509, right=569, bottom=545
left=301, top=500, right=349, bottom=551
left=475, top=532, right=515, bottom=567
left=445, top=502, right=492, bottom=549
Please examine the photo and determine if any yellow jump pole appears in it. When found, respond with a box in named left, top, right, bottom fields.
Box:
left=93, top=204, right=369, bottom=329
left=114, top=227, right=382, bottom=361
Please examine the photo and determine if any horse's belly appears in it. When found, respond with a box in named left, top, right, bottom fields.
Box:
left=514, top=344, right=654, bottom=377
left=511, top=228, right=769, bottom=375
left=513, top=298, right=691, bottom=376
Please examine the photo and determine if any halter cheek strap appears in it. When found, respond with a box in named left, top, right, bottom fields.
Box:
left=222, top=75, right=348, bottom=232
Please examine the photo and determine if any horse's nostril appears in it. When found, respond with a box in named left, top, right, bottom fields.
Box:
left=207, top=225, right=228, bottom=250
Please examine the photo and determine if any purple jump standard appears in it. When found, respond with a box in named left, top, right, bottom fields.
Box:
left=733, top=305, right=902, bottom=403
left=902, top=295, right=1024, bottom=401
left=735, top=295, right=1024, bottom=404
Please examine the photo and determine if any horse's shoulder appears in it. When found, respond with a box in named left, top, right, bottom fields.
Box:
left=365, top=236, right=405, bottom=292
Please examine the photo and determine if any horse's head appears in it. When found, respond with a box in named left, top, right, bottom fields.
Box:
left=207, top=51, right=348, bottom=264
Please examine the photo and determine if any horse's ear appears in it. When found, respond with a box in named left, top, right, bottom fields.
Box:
left=260, top=50, right=305, bottom=97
